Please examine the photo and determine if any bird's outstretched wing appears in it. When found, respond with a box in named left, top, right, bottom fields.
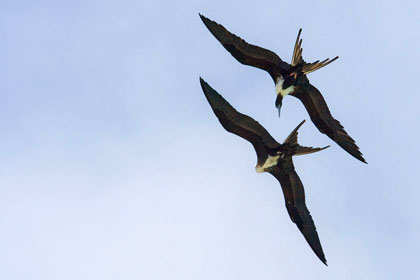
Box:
left=292, top=83, right=366, bottom=163
left=270, top=162, right=327, bottom=265
left=199, top=14, right=289, bottom=81
left=200, top=78, right=279, bottom=156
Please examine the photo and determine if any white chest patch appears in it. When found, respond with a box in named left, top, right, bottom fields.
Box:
left=255, top=154, right=280, bottom=173
left=275, top=78, right=295, bottom=97
left=263, top=154, right=280, bottom=169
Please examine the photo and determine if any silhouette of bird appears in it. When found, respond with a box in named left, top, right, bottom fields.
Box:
left=200, top=77, right=329, bottom=265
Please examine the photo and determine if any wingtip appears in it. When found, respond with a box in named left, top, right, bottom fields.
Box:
left=199, top=78, right=223, bottom=102
left=317, top=251, right=328, bottom=266
left=349, top=147, right=367, bottom=164
left=199, top=76, right=205, bottom=86
left=199, top=77, right=211, bottom=93
left=357, top=152, right=367, bottom=164
left=358, top=152, right=367, bottom=164
left=198, top=13, right=209, bottom=23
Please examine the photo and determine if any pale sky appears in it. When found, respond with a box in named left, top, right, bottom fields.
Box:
left=1, top=0, right=419, bottom=279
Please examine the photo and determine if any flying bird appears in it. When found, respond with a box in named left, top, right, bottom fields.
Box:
left=200, top=77, right=329, bottom=265
left=199, top=14, right=366, bottom=163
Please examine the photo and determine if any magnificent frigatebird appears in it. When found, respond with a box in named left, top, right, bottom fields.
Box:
left=199, top=14, right=366, bottom=163
left=200, top=77, right=329, bottom=265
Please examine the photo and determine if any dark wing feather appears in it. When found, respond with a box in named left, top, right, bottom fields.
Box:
left=200, top=78, right=279, bottom=158
left=270, top=161, right=327, bottom=265
left=199, top=14, right=289, bottom=81
left=292, top=83, right=366, bottom=163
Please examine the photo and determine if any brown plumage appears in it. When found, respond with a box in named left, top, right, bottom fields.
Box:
left=200, top=77, right=329, bottom=265
left=199, top=14, right=366, bottom=163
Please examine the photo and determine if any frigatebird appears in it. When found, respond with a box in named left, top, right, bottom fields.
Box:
left=199, top=14, right=366, bottom=163
left=200, top=77, right=329, bottom=265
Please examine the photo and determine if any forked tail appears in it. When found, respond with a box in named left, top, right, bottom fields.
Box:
left=291, top=29, right=339, bottom=75
left=283, top=120, right=330, bottom=156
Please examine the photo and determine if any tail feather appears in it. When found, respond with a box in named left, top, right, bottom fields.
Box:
left=290, top=28, right=339, bottom=74
left=283, top=120, right=306, bottom=145
left=294, top=145, right=330, bottom=156
left=302, top=56, right=339, bottom=75
left=283, top=120, right=330, bottom=156
left=291, top=28, right=303, bottom=66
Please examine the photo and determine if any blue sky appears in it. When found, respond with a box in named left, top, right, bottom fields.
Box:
left=0, top=0, right=419, bottom=279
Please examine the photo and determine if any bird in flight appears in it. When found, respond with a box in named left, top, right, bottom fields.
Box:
left=200, top=77, right=330, bottom=265
left=199, top=14, right=366, bottom=163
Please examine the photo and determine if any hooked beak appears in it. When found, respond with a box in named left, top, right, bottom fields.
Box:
left=275, top=95, right=283, bottom=118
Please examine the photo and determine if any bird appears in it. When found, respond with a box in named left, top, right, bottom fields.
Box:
left=199, top=14, right=366, bottom=163
left=200, top=77, right=330, bottom=265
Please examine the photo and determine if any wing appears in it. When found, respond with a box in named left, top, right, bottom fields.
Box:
left=270, top=161, right=327, bottom=265
left=292, top=82, right=366, bottom=163
left=199, top=14, right=290, bottom=81
left=200, top=78, right=279, bottom=157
